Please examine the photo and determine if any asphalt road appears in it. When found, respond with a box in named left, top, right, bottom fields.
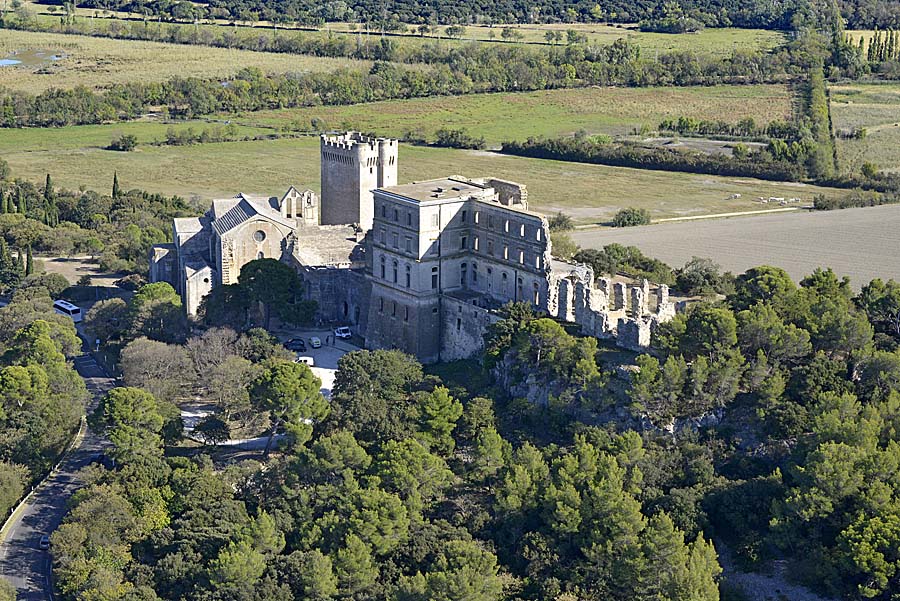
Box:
left=0, top=353, right=114, bottom=600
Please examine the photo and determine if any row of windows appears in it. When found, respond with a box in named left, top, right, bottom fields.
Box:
left=457, top=262, right=540, bottom=303
left=460, top=235, right=542, bottom=269
left=378, top=298, right=411, bottom=322
left=380, top=257, right=413, bottom=288
left=468, top=209, right=543, bottom=242
left=380, top=229, right=416, bottom=254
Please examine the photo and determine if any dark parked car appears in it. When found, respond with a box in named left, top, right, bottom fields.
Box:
left=283, top=337, right=307, bottom=352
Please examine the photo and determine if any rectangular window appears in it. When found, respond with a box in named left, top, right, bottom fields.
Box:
left=392, top=302, right=397, bottom=317
left=460, top=236, right=468, bottom=250
left=461, top=210, right=467, bottom=223
left=431, top=213, right=439, bottom=227
left=519, top=250, right=525, bottom=264
left=394, top=209, right=399, bottom=222
left=504, top=219, right=510, bottom=233
left=379, top=298, right=384, bottom=313
left=535, top=255, right=541, bottom=269
left=474, top=211, right=480, bottom=224
left=406, top=212, right=412, bottom=226
left=432, top=268, right=439, bottom=289
left=392, top=233, right=399, bottom=248
left=381, top=204, right=386, bottom=218
left=404, top=307, right=409, bottom=322
left=488, top=241, right=494, bottom=256
left=380, top=229, right=386, bottom=244
left=405, top=237, right=412, bottom=252
left=503, top=246, right=509, bottom=260
left=474, top=236, right=479, bottom=251
left=456, top=318, right=461, bottom=331
left=520, top=224, right=526, bottom=237
left=489, top=215, right=494, bottom=228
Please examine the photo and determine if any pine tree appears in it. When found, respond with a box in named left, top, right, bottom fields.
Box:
left=112, top=171, right=120, bottom=199
left=25, top=246, right=33, bottom=277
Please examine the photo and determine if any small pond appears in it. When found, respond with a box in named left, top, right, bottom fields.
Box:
left=0, top=49, right=65, bottom=68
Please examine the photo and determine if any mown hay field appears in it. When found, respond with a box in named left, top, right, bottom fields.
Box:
left=233, top=84, right=794, bottom=144
left=0, top=134, right=841, bottom=223
left=830, top=82, right=900, bottom=174
left=570, top=203, right=900, bottom=287
left=0, top=29, right=371, bottom=93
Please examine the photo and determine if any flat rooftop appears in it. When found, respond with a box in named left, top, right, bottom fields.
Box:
left=379, top=177, right=490, bottom=203
left=294, top=225, right=364, bottom=267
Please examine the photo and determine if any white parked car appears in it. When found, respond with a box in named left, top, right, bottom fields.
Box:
left=334, top=327, right=352, bottom=339
left=295, top=356, right=315, bottom=366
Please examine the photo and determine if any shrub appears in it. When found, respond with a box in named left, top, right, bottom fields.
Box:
left=107, top=134, right=137, bottom=152
left=612, top=207, right=651, bottom=227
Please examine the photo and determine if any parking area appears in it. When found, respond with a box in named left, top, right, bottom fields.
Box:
left=274, top=328, right=361, bottom=398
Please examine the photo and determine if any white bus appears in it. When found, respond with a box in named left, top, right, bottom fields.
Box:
left=53, top=300, right=83, bottom=323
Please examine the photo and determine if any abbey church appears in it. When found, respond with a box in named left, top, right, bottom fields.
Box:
left=150, top=132, right=676, bottom=363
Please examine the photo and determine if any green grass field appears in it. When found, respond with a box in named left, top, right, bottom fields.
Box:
left=0, top=29, right=371, bottom=93
left=0, top=134, right=841, bottom=223
left=230, top=84, right=793, bottom=145
left=830, top=82, right=900, bottom=175
left=18, top=2, right=785, bottom=58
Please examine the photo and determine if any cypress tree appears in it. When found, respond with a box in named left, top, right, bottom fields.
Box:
left=0, top=239, right=10, bottom=271
left=16, top=248, right=24, bottom=275
left=25, top=246, right=33, bottom=276
left=16, top=187, right=25, bottom=215
left=112, top=171, right=120, bottom=199
left=43, top=173, right=52, bottom=202
left=0, top=187, right=5, bottom=214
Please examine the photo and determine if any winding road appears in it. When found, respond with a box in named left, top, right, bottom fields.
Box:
left=0, top=352, right=114, bottom=600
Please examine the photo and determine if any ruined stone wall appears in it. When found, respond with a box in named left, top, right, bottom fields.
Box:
left=547, top=261, right=676, bottom=351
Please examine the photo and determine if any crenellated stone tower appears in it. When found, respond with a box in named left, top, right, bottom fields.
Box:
left=320, top=132, right=398, bottom=231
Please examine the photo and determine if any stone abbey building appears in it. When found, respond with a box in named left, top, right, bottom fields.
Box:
left=150, top=132, right=674, bottom=364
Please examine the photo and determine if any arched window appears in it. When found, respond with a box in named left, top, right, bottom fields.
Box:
left=257, top=251, right=264, bottom=259
left=392, top=260, right=398, bottom=283
left=460, top=263, right=467, bottom=286
left=380, top=256, right=386, bottom=279
left=405, top=264, right=411, bottom=287
left=533, top=281, right=540, bottom=305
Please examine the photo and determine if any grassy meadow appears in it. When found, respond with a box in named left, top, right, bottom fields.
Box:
left=830, top=82, right=900, bottom=174
left=0, top=134, right=841, bottom=223
left=17, top=1, right=786, bottom=58
left=231, top=84, right=794, bottom=144
left=0, top=29, right=371, bottom=93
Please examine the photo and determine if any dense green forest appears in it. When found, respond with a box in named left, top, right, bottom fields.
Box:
left=26, top=258, right=900, bottom=601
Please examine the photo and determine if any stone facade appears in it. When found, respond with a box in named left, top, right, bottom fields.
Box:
left=320, top=132, right=397, bottom=231
left=152, top=131, right=678, bottom=361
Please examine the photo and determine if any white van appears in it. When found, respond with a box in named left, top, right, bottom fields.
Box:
left=53, top=300, right=83, bottom=323
left=294, top=355, right=315, bottom=367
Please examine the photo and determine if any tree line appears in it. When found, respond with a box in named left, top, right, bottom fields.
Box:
left=0, top=25, right=802, bottom=128
left=0, top=162, right=196, bottom=276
